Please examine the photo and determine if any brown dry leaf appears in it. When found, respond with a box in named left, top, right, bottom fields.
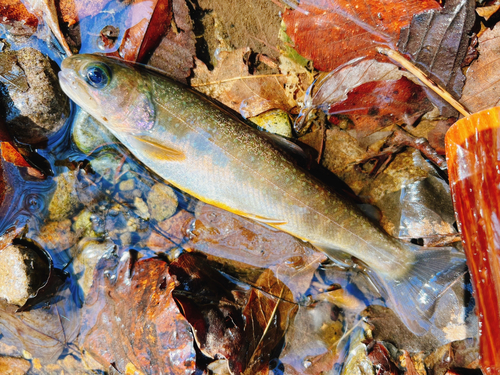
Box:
left=148, top=0, right=196, bottom=82
left=282, top=0, right=441, bottom=72
left=476, top=1, right=500, bottom=20
left=461, top=23, right=500, bottom=113
left=80, top=253, right=196, bottom=374
left=192, top=48, right=295, bottom=118
left=397, top=0, right=476, bottom=111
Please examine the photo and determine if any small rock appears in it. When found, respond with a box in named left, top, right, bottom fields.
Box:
left=249, top=109, right=292, bottom=138
left=0, top=244, right=47, bottom=307
left=48, top=171, right=83, bottom=221
left=0, top=47, right=69, bottom=144
left=90, top=153, right=129, bottom=183
left=73, top=239, right=115, bottom=297
left=147, top=183, right=178, bottom=221
left=0, top=355, right=31, bottom=374
left=72, top=108, right=118, bottom=154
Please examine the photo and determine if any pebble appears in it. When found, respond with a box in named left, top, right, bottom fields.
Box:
left=249, top=109, right=293, bottom=138
left=147, top=183, right=178, bottom=221
left=71, top=107, right=118, bottom=154
left=0, top=244, right=47, bottom=307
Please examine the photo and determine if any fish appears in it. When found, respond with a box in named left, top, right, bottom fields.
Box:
left=59, top=54, right=465, bottom=335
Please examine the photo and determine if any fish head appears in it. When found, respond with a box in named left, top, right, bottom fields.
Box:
left=59, top=54, right=155, bottom=134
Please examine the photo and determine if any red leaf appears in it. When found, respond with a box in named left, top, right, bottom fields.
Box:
left=116, top=0, right=173, bottom=63
left=327, top=77, right=433, bottom=138
left=282, top=0, right=441, bottom=71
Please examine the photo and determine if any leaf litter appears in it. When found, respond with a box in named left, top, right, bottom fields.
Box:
left=0, top=0, right=492, bottom=373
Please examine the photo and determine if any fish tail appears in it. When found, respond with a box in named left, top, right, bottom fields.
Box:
left=375, top=246, right=467, bottom=336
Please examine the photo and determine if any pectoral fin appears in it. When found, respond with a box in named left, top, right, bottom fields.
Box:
left=129, top=135, right=185, bottom=162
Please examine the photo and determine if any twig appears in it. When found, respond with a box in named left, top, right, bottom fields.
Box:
left=377, top=47, right=471, bottom=117
left=191, top=74, right=284, bottom=87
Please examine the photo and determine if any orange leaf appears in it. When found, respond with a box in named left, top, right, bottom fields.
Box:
left=0, top=142, right=31, bottom=168
left=282, top=0, right=441, bottom=71
left=0, top=0, right=38, bottom=29
left=117, top=0, right=173, bottom=63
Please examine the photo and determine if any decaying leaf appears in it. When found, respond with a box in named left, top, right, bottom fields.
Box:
left=169, top=252, right=297, bottom=375
left=282, top=0, right=441, bottom=72
left=424, top=338, right=480, bottom=375
left=280, top=301, right=345, bottom=374
left=77, top=0, right=172, bottom=63
left=192, top=48, right=295, bottom=118
left=21, top=0, right=72, bottom=55
left=80, top=252, right=196, bottom=374
left=366, top=341, right=400, bottom=375
left=476, top=1, right=500, bottom=20
left=461, top=23, right=500, bottom=112
left=0, top=276, right=80, bottom=364
left=327, top=77, right=433, bottom=138
left=148, top=0, right=196, bottom=82
left=295, top=59, right=418, bottom=133
left=398, top=0, right=476, bottom=110
left=0, top=0, right=38, bottom=35
left=189, top=203, right=326, bottom=298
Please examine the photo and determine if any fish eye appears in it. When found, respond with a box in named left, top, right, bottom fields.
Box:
left=83, top=63, right=111, bottom=88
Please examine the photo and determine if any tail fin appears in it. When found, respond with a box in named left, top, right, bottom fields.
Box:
left=372, top=246, right=467, bottom=336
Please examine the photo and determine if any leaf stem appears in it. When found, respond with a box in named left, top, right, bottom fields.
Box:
left=377, top=47, right=471, bottom=117
left=191, top=74, right=284, bottom=87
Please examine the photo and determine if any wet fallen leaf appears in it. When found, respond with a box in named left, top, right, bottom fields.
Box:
left=147, top=0, right=196, bottom=82
left=398, top=0, right=476, bottom=111
left=80, top=252, right=196, bottom=374
left=366, top=341, right=400, bottom=375
left=280, top=301, right=345, bottom=374
left=327, top=77, right=433, bottom=138
left=169, top=252, right=297, bottom=375
left=189, top=203, right=326, bottom=298
left=21, top=0, right=72, bottom=55
left=77, top=0, right=172, bottom=63
left=282, top=0, right=441, bottom=72
left=424, top=338, right=480, bottom=375
left=192, top=48, right=295, bottom=118
left=461, top=23, right=500, bottom=112
left=0, top=276, right=80, bottom=364
left=295, top=59, right=418, bottom=133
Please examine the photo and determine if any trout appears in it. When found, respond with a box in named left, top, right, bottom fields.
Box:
left=59, top=55, right=465, bottom=335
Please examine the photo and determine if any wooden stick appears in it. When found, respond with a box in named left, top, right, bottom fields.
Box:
left=377, top=47, right=471, bottom=117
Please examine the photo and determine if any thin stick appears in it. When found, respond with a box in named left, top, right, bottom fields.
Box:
left=377, top=47, right=471, bottom=117
left=191, top=74, right=284, bottom=87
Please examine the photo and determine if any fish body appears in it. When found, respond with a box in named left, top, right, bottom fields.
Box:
left=59, top=55, right=465, bottom=334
